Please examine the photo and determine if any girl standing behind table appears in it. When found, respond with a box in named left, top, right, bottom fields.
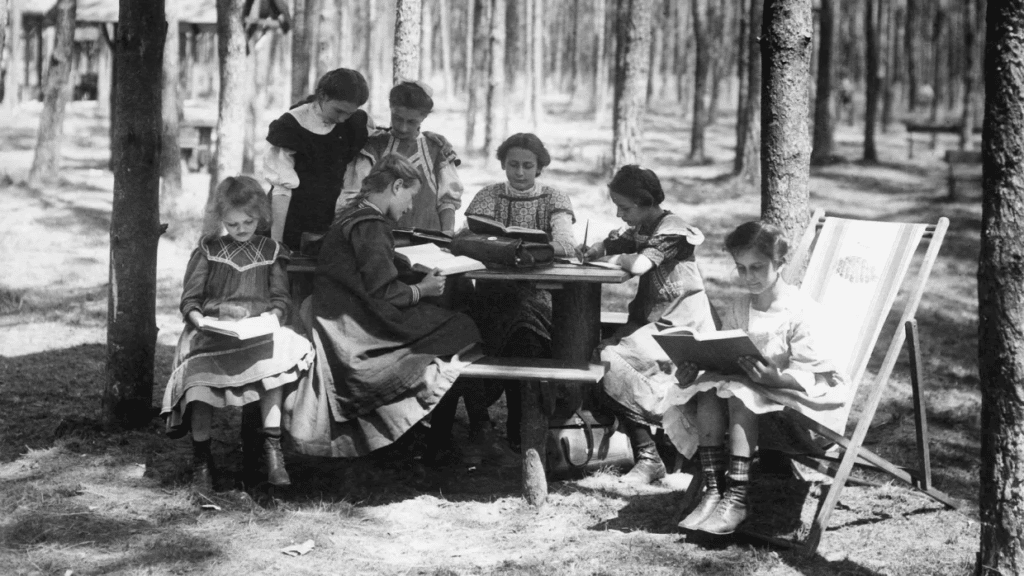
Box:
left=264, top=68, right=370, bottom=251
left=661, top=222, right=849, bottom=535
left=584, top=165, right=718, bottom=485
left=460, top=133, right=577, bottom=459
left=342, top=80, right=463, bottom=234
left=162, top=176, right=314, bottom=492
left=286, top=155, right=481, bottom=460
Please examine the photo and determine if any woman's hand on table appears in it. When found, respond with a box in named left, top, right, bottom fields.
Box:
left=675, top=361, right=700, bottom=388
left=578, top=241, right=605, bottom=262
left=417, top=269, right=447, bottom=298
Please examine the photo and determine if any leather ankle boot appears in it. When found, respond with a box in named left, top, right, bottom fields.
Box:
left=698, top=485, right=749, bottom=535
left=621, top=445, right=667, bottom=485
left=263, top=435, right=291, bottom=487
left=678, top=484, right=723, bottom=530
left=191, top=440, right=214, bottom=493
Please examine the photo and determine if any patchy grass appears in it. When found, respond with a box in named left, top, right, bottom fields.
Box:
left=0, top=101, right=981, bottom=574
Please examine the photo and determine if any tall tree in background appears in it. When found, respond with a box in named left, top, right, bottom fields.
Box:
left=2, top=0, right=21, bottom=111
left=733, top=0, right=761, bottom=188
left=978, top=0, right=1024, bottom=572
left=863, top=0, right=879, bottom=163
left=0, top=0, right=8, bottom=83
left=611, top=0, right=653, bottom=171
left=592, top=0, right=609, bottom=121
left=959, top=0, right=977, bottom=151
left=438, top=0, right=454, bottom=95
left=395, top=0, right=422, bottom=82
left=687, top=0, right=709, bottom=163
left=810, top=0, right=836, bottom=165
left=206, top=0, right=250, bottom=235
left=105, top=0, right=164, bottom=429
left=524, top=0, right=543, bottom=127
left=483, top=0, right=505, bottom=159
left=465, top=0, right=486, bottom=151
left=160, top=2, right=183, bottom=214
left=27, top=0, right=76, bottom=188
left=420, top=0, right=434, bottom=81
left=906, top=0, right=918, bottom=110
left=760, top=0, right=812, bottom=242
left=291, top=0, right=311, bottom=103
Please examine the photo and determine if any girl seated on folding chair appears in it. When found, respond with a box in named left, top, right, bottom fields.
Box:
left=661, top=221, right=850, bottom=535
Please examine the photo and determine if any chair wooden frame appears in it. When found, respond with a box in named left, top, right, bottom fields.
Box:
left=680, top=210, right=957, bottom=554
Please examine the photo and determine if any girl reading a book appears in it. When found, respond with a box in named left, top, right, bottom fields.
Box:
left=661, top=221, right=849, bottom=535
left=161, top=176, right=315, bottom=492
left=586, top=165, right=718, bottom=484
left=342, top=80, right=463, bottom=234
left=286, top=154, right=482, bottom=461
left=457, top=133, right=578, bottom=462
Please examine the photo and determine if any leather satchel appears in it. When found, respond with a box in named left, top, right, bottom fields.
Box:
left=545, top=409, right=634, bottom=478
left=450, top=233, right=554, bottom=269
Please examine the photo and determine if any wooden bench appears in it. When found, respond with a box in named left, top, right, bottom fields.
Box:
left=943, top=150, right=982, bottom=200
left=903, top=120, right=981, bottom=159
left=459, top=356, right=605, bottom=506
left=180, top=120, right=216, bottom=173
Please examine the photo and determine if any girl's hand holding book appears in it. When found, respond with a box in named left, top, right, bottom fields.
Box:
left=417, top=269, right=447, bottom=298
left=737, top=356, right=798, bottom=390
left=675, top=361, right=700, bottom=387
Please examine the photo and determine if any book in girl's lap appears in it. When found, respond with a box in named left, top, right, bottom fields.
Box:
left=161, top=176, right=314, bottom=493
left=660, top=221, right=850, bottom=536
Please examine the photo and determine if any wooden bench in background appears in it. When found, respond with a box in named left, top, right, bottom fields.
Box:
left=903, top=120, right=981, bottom=159
left=943, top=150, right=982, bottom=200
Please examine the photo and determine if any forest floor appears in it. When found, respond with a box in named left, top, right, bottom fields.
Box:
left=0, top=98, right=981, bottom=575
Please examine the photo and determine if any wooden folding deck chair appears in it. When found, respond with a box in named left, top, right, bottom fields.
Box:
left=703, top=210, right=956, bottom=553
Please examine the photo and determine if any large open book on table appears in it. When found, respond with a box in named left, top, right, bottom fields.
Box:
left=202, top=314, right=280, bottom=340
left=395, top=242, right=486, bottom=274
left=652, top=328, right=767, bottom=375
left=466, top=214, right=550, bottom=244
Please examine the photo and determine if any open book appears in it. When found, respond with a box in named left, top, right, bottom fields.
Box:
left=556, top=256, right=623, bottom=270
left=466, top=214, right=550, bottom=244
left=652, top=328, right=767, bottom=375
left=395, top=242, right=486, bottom=274
left=202, top=314, right=280, bottom=340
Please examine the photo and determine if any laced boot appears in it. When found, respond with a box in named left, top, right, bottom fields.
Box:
left=678, top=471, right=726, bottom=530
left=620, top=444, right=667, bottom=485
left=191, top=439, right=214, bottom=493
left=263, top=434, right=291, bottom=487
left=697, top=483, right=749, bottom=535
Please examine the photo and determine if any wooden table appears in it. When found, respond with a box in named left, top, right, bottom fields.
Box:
left=464, top=265, right=631, bottom=504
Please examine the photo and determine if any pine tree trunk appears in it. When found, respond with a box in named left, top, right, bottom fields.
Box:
left=3, top=0, right=22, bottom=111
left=394, top=0, right=422, bottom=83
left=881, top=1, right=896, bottom=132
left=810, top=0, right=836, bottom=165
left=484, top=0, right=505, bottom=161
left=27, top=0, right=76, bottom=188
left=438, top=0, right=453, bottom=95
left=612, top=0, right=653, bottom=171
left=646, top=12, right=662, bottom=106
left=906, top=0, right=917, bottom=110
left=863, top=0, right=879, bottom=163
left=592, top=0, right=608, bottom=120
left=705, top=0, right=724, bottom=126
left=529, top=0, right=543, bottom=127
left=160, top=3, right=182, bottom=217
left=674, top=0, right=689, bottom=105
left=978, top=1, right=1024, bottom=572
left=735, top=0, right=760, bottom=187
left=0, top=0, right=9, bottom=99
left=760, top=0, right=812, bottom=243
left=688, top=0, right=709, bottom=163
left=105, top=0, right=164, bottom=430
left=734, top=0, right=748, bottom=158
left=420, top=0, right=434, bottom=81
left=314, top=0, right=335, bottom=81
left=339, top=0, right=354, bottom=68
left=959, top=0, right=976, bottom=152
left=206, top=0, right=250, bottom=235
left=291, top=0, right=310, bottom=103
left=465, top=0, right=486, bottom=152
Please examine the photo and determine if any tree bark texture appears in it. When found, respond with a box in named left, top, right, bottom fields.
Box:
left=905, top=0, right=917, bottom=110
left=465, top=0, right=486, bottom=152
left=863, top=0, right=879, bottom=163
left=28, top=0, right=76, bottom=188
left=207, top=0, right=251, bottom=235
left=291, top=0, right=310, bottom=103
left=978, top=0, right=1024, bottom=573
left=106, top=0, right=164, bottom=429
left=0, top=0, right=9, bottom=86
left=528, top=0, right=543, bottom=127
left=2, top=0, right=21, bottom=110
left=760, top=0, right=812, bottom=244
left=734, top=0, right=761, bottom=188
left=160, top=2, right=183, bottom=214
left=688, top=0, right=708, bottom=162
left=959, top=0, right=977, bottom=152
left=420, top=0, right=434, bottom=81
left=394, top=0, right=422, bottom=82
left=612, top=0, right=653, bottom=172
left=592, top=0, right=608, bottom=120
left=484, top=0, right=505, bottom=160
left=810, top=0, right=835, bottom=165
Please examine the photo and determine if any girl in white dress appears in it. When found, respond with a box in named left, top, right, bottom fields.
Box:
left=661, top=221, right=850, bottom=535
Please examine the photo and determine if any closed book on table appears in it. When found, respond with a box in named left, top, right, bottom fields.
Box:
left=395, top=243, right=487, bottom=275
left=652, top=328, right=767, bottom=375
left=466, top=214, right=550, bottom=244
left=202, top=314, right=280, bottom=340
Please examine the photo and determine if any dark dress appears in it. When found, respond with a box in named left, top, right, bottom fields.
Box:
left=161, top=236, right=314, bottom=437
left=265, top=109, right=369, bottom=250
left=285, top=203, right=482, bottom=457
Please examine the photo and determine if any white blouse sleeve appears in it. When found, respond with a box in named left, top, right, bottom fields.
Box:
left=339, top=152, right=374, bottom=212
left=550, top=212, right=577, bottom=256
left=262, top=145, right=299, bottom=197
left=436, top=161, right=464, bottom=212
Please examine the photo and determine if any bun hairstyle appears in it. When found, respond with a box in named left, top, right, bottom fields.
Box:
left=314, top=68, right=369, bottom=106
left=389, top=81, right=434, bottom=113
left=344, top=154, right=423, bottom=210
left=214, top=175, right=271, bottom=229
left=724, top=221, right=790, bottom=265
left=496, top=133, right=551, bottom=175
left=608, top=165, right=665, bottom=207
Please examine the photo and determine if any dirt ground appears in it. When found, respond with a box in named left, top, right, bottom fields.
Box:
left=0, top=98, right=980, bottom=575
